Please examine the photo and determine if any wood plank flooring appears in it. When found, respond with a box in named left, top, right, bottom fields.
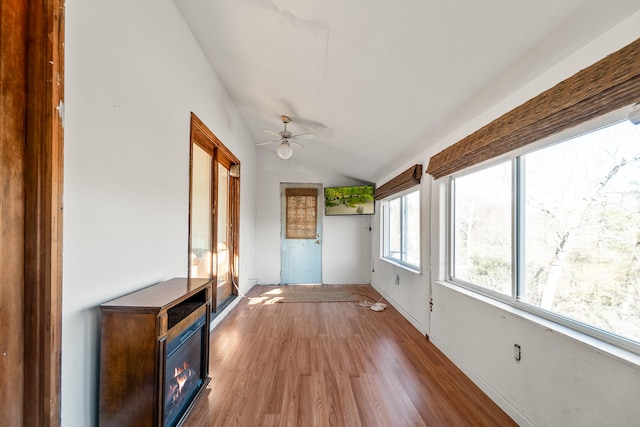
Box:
left=184, top=285, right=516, bottom=427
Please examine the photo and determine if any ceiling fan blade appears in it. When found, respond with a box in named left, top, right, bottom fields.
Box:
left=291, top=132, right=317, bottom=139
left=278, top=100, right=330, bottom=130
left=256, top=139, right=279, bottom=146
left=262, top=129, right=281, bottom=137
left=289, top=139, right=304, bottom=147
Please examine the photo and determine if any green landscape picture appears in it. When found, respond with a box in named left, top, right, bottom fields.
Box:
left=324, top=185, right=375, bottom=215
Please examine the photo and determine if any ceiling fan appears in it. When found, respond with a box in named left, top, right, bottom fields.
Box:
left=257, top=115, right=317, bottom=159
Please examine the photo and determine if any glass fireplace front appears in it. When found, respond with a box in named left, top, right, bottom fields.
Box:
left=164, top=314, right=207, bottom=427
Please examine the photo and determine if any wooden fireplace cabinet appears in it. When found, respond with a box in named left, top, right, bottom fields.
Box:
left=99, top=277, right=212, bottom=426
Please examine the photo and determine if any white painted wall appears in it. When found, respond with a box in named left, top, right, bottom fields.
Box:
left=63, top=0, right=256, bottom=425
left=371, top=12, right=640, bottom=427
left=254, top=153, right=372, bottom=285
left=430, top=282, right=640, bottom=427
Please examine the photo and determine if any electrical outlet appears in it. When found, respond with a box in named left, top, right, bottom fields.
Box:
left=514, top=344, right=521, bottom=362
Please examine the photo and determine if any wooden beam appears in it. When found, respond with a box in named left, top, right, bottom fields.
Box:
left=23, top=0, right=64, bottom=425
left=0, top=0, right=28, bottom=424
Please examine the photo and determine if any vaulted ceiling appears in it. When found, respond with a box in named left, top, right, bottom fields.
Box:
left=173, top=0, right=640, bottom=182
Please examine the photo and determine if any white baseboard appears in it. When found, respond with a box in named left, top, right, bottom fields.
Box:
left=430, top=336, right=537, bottom=427
left=369, top=281, right=428, bottom=335
left=209, top=295, right=243, bottom=331
left=370, top=280, right=534, bottom=426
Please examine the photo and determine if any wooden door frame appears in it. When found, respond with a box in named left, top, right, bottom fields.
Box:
left=188, top=113, right=241, bottom=310
left=25, top=1, right=64, bottom=425
left=1, top=1, right=29, bottom=424
left=0, top=0, right=65, bottom=425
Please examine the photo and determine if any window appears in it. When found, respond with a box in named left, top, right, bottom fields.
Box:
left=285, top=188, right=318, bottom=239
left=382, top=189, right=420, bottom=270
left=450, top=114, right=640, bottom=350
left=453, top=161, right=512, bottom=296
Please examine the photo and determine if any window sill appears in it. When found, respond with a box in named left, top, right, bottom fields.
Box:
left=380, top=257, right=421, bottom=275
left=435, top=280, right=640, bottom=368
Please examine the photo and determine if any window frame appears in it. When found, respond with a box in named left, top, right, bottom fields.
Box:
left=381, top=187, right=422, bottom=273
left=445, top=105, right=640, bottom=355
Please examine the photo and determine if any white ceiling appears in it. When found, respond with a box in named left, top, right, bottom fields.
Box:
left=173, top=0, right=640, bottom=183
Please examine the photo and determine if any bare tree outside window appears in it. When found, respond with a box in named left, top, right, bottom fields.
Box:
left=523, top=120, right=640, bottom=342
left=453, top=162, right=512, bottom=296
left=451, top=119, right=640, bottom=345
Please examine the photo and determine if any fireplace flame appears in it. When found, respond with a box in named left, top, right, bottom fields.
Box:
left=174, top=362, right=190, bottom=393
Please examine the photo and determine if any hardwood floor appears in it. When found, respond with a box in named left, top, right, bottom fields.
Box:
left=184, top=285, right=516, bottom=427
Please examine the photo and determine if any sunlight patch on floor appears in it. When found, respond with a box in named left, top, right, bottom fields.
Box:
left=249, top=289, right=284, bottom=305
left=248, top=297, right=268, bottom=305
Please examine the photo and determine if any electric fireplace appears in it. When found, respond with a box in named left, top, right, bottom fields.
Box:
left=99, top=278, right=212, bottom=427
left=164, top=314, right=207, bottom=427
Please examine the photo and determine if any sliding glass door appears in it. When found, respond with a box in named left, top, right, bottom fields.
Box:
left=215, top=161, right=232, bottom=306
left=190, top=144, right=213, bottom=279
left=188, top=114, right=240, bottom=311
